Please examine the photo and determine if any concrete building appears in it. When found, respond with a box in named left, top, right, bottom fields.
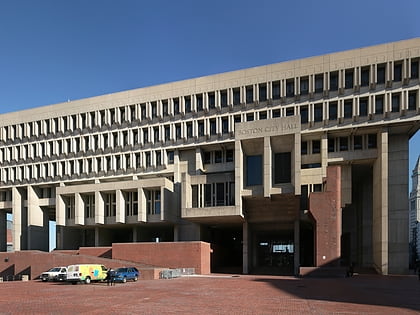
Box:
left=0, top=38, right=419, bottom=275
left=409, top=156, right=420, bottom=265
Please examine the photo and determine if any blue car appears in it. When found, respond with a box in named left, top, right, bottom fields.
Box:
left=112, top=267, right=139, bottom=283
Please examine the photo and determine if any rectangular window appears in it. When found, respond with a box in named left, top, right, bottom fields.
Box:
left=259, top=111, right=267, bottom=120
left=330, top=72, right=338, bottom=91
left=300, top=106, right=308, bottom=123
left=167, top=151, right=174, bottom=164
left=314, top=104, right=323, bottom=122
left=174, top=98, right=180, bottom=115
left=368, top=134, right=377, bottom=149
left=259, top=84, right=267, bottom=102
left=312, top=140, right=320, bottom=154
left=345, top=69, right=354, bottom=89
left=375, top=95, right=384, bottom=114
left=185, top=97, right=191, bottom=113
left=192, top=185, right=198, bottom=208
left=300, top=77, right=309, bottom=95
left=272, top=81, right=281, bottom=99
left=286, top=80, right=294, bottom=97
left=204, top=151, right=211, bottom=164
left=411, top=60, right=419, bottom=79
left=392, top=94, right=400, bottom=112
left=220, top=90, right=228, bottom=107
left=377, top=64, right=386, bottom=84
left=246, top=113, right=254, bottom=122
left=274, top=152, right=291, bottom=184
left=394, top=63, right=402, bottom=82
left=315, top=74, right=323, bottom=93
left=246, top=155, right=262, bottom=186
left=226, top=149, right=234, bottom=163
left=246, top=86, right=253, bottom=104
left=361, top=68, right=370, bottom=86
left=206, top=93, right=214, bottom=110
left=105, top=193, right=116, bottom=217
left=409, top=91, right=417, bottom=111
left=328, top=102, right=338, bottom=120
left=187, top=122, right=193, bottom=138
left=146, top=190, right=161, bottom=215
left=215, top=151, right=222, bottom=163
left=151, top=102, right=157, bottom=118
left=272, top=109, right=281, bottom=118
left=301, top=141, right=308, bottom=155
left=204, top=184, right=212, bottom=207
left=210, top=119, right=217, bottom=135
left=354, top=135, right=362, bottom=150
left=328, top=138, right=335, bottom=152
left=222, top=118, right=229, bottom=134
left=344, top=100, right=353, bottom=118
left=233, top=88, right=240, bottom=105
left=162, top=100, right=169, bottom=116
left=216, top=183, right=225, bottom=206
left=339, top=137, right=348, bottom=151
left=359, top=98, right=368, bottom=117
left=286, top=107, right=294, bottom=116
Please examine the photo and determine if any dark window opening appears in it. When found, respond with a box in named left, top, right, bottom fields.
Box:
left=233, top=89, right=241, bottom=105
left=314, top=104, right=323, bottom=122
left=339, top=137, right=348, bottom=151
left=246, top=155, right=262, bottom=186
left=394, top=63, right=402, bottom=82
left=411, top=61, right=419, bottom=79
left=391, top=94, right=400, bottom=112
left=246, top=86, right=253, bottom=104
left=259, top=84, right=267, bottom=102
left=221, top=90, right=228, bottom=107
left=300, top=78, right=309, bottom=95
left=330, top=72, right=338, bottom=91
left=286, top=80, right=294, bottom=98
left=368, top=134, right=377, bottom=149
left=215, top=151, right=222, bottom=163
left=361, top=68, right=370, bottom=86
left=375, top=95, right=384, bottom=114
left=272, top=109, right=281, bottom=118
left=300, top=106, right=308, bottom=124
left=185, top=97, right=191, bottom=113
left=345, top=69, right=354, bottom=89
left=207, top=93, right=214, bottom=110
left=301, top=141, right=308, bottom=155
left=286, top=107, right=294, bottom=116
left=312, top=140, right=320, bottom=154
left=359, top=98, right=368, bottom=117
left=354, top=136, right=362, bottom=150
left=274, top=152, right=291, bottom=184
left=409, top=91, right=417, bottom=111
left=344, top=100, right=353, bottom=118
left=272, top=81, right=281, bottom=99
left=259, top=111, right=267, bottom=120
left=226, top=150, right=234, bottom=163
left=328, top=138, right=335, bottom=152
left=377, top=65, right=386, bottom=84
left=315, top=74, right=323, bottom=93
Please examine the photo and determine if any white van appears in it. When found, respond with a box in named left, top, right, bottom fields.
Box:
left=66, top=264, right=108, bottom=284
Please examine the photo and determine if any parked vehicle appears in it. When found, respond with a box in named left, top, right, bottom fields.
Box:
left=112, top=267, right=139, bottom=283
left=41, top=266, right=68, bottom=282
left=66, top=264, right=107, bottom=284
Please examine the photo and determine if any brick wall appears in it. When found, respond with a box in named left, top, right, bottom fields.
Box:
left=112, top=241, right=211, bottom=274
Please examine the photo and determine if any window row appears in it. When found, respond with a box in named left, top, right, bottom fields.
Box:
left=191, top=182, right=235, bottom=208
left=301, top=134, right=377, bottom=155
left=2, top=59, right=418, bottom=142
left=0, top=151, right=175, bottom=183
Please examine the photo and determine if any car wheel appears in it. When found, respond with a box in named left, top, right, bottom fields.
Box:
left=122, top=277, right=127, bottom=283
left=71, top=282, right=77, bottom=285
left=134, top=276, right=138, bottom=282
left=85, top=277, right=91, bottom=284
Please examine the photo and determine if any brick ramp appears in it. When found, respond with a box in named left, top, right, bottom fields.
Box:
left=0, top=251, right=166, bottom=280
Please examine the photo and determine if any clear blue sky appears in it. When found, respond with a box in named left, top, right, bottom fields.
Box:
left=0, top=1, right=419, bottom=249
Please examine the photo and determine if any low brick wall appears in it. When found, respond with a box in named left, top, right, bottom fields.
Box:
left=112, top=241, right=211, bottom=274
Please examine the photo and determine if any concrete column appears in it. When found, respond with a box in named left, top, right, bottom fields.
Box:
left=74, top=193, right=84, bottom=226
left=95, top=191, right=104, bottom=224
left=0, top=211, right=6, bottom=252
left=263, top=136, right=271, bottom=197
left=235, top=140, right=243, bottom=216
left=27, top=185, right=49, bottom=251
left=293, top=133, right=301, bottom=195
left=56, top=194, right=66, bottom=226
left=388, top=134, right=409, bottom=274
left=321, top=132, right=328, bottom=178
left=12, top=187, right=26, bottom=251
left=242, top=221, right=249, bottom=274
left=138, top=188, right=147, bottom=222
left=373, top=130, right=388, bottom=274
left=133, top=226, right=138, bottom=242
left=115, top=189, right=125, bottom=224
left=95, top=226, right=100, bottom=247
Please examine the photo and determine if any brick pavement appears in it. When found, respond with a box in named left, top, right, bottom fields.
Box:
left=0, top=274, right=419, bottom=314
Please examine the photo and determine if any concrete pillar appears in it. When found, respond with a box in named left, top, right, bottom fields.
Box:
left=27, top=186, right=49, bottom=251
left=388, top=134, right=409, bottom=274
left=133, top=226, right=138, bottom=242
left=293, top=133, right=301, bottom=195
left=95, top=191, right=104, bottom=224
left=263, top=137, right=271, bottom=197
left=373, top=130, right=388, bottom=274
left=95, top=226, right=100, bottom=247
left=74, top=193, right=84, bottom=226
left=242, top=221, right=249, bottom=274
left=138, top=188, right=147, bottom=222
left=12, top=187, right=25, bottom=251
left=235, top=140, right=243, bottom=216
left=0, top=211, right=6, bottom=252
left=116, top=190, right=125, bottom=224
left=56, top=194, right=66, bottom=226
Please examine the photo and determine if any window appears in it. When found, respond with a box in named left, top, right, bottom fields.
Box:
left=192, top=185, right=198, bottom=208
left=125, top=191, right=138, bottom=216
left=345, top=69, right=354, bottom=89
left=411, top=60, right=419, bottom=79
left=339, top=137, right=348, bottom=151
left=84, top=194, right=95, bottom=218
left=145, top=152, right=151, bottom=167
left=156, top=151, right=162, bottom=166
left=286, top=107, right=294, bottom=116
left=105, top=193, right=116, bottom=217
left=146, top=190, right=161, bottom=215
left=330, top=72, right=338, bottom=91
left=153, top=128, right=159, bottom=143
left=272, top=109, right=281, bottom=118
left=361, top=68, right=370, bottom=86
left=143, top=128, right=149, bottom=144
left=274, top=152, right=291, bottom=184
left=164, top=126, right=170, bottom=141
left=175, top=124, right=181, bottom=140
left=286, top=80, right=294, bottom=97
left=206, top=93, right=213, bottom=110
left=272, top=81, right=281, bottom=99
left=377, top=64, right=386, bottom=84
left=328, top=138, right=335, bottom=152
left=354, top=135, right=362, bottom=150
left=259, top=84, right=267, bottom=101
left=210, top=119, right=217, bottom=135
left=359, top=98, right=368, bottom=117
left=185, top=97, right=191, bottom=113
left=259, top=111, right=267, bottom=120
left=204, top=151, right=211, bottom=164
left=246, top=155, right=262, bottom=186
left=167, top=151, right=174, bottom=164
left=394, top=62, right=402, bottom=81
left=222, top=117, right=229, bottom=134
left=409, top=91, right=417, bottom=111
left=187, top=122, right=193, bottom=138
left=233, top=88, right=240, bottom=105
left=314, top=104, right=323, bottom=122
left=300, top=106, right=308, bottom=123
left=246, top=113, right=254, bottom=122
left=392, top=94, right=400, bottom=112
left=312, top=140, right=320, bottom=154
left=375, top=95, right=384, bottom=114
left=301, top=141, right=308, bottom=155
left=162, top=100, right=169, bottom=116
left=300, top=77, right=309, bottom=95
left=246, top=86, right=253, bottom=104
left=174, top=98, right=180, bottom=115
left=151, top=102, right=157, bottom=118
left=198, top=121, right=205, bottom=137
left=221, top=90, right=228, bottom=107
left=65, top=196, right=75, bottom=219
left=215, top=151, right=222, bottom=163
left=344, top=100, right=353, bottom=119
left=315, top=74, right=323, bottom=93
left=368, top=134, right=377, bottom=149
left=226, top=149, right=234, bottom=162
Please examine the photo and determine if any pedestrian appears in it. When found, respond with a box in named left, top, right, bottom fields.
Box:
left=107, top=269, right=114, bottom=286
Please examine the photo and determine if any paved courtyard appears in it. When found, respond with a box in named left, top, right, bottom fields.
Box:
left=0, top=274, right=419, bottom=314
